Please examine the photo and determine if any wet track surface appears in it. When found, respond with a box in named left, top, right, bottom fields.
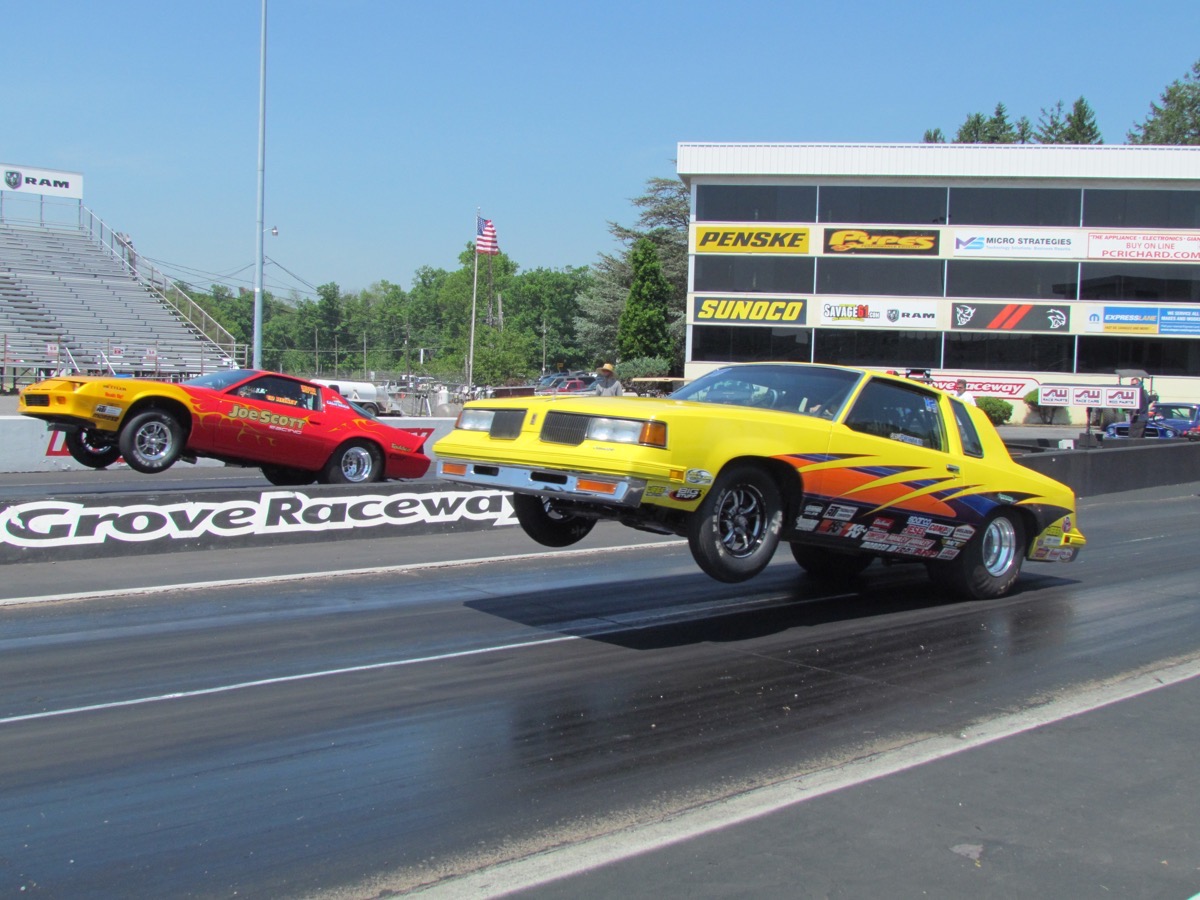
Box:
left=1, top=482, right=1198, bottom=897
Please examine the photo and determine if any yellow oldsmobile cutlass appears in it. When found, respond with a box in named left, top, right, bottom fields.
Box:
left=434, top=363, right=1085, bottom=599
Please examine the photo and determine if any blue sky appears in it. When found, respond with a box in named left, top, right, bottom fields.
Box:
left=6, top=0, right=1198, bottom=299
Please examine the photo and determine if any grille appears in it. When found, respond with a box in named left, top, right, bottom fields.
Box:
left=489, top=409, right=526, bottom=439
left=540, top=411, right=591, bottom=445
left=22, top=394, right=49, bottom=407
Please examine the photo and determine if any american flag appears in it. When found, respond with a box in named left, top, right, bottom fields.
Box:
left=476, top=216, right=499, bottom=256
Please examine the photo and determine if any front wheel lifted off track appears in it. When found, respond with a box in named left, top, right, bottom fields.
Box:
left=686, top=463, right=782, bottom=583
left=65, top=428, right=121, bottom=469
left=118, top=410, right=184, bottom=474
left=511, top=493, right=596, bottom=547
left=928, top=510, right=1025, bottom=600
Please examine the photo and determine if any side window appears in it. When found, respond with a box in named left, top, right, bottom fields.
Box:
left=236, top=376, right=313, bottom=410
left=951, top=399, right=984, bottom=458
left=844, top=380, right=946, bottom=452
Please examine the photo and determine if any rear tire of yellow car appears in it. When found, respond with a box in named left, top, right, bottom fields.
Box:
left=118, top=410, right=184, bottom=474
left=511, top=494, right=596, bottom=547
left=686, top=464, right=782, bottom=583
left=322, top=440, right=382, bottom=484
left=65, top=428, right=122, bottom=469
left=927, top=510, right=1025, bottom=600
left=790, top=543, right=873, bottom=580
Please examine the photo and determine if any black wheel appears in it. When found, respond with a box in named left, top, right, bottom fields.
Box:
left=511, top=493, right=596, bottom=547
left=262, top=465, right=318, bottom=486
left=321, top=440, right=383, bottom=484
left=928, top=510, right=1025, bottom=600
left=118, top=410, right=184, bottom=474
left=65, top=428, right=121, bottom=469
left=686, top=463, right=782, bottom=583
left=790, top=543, right=873, bottom=579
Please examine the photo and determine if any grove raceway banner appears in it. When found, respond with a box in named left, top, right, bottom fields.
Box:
left=0, top=484, right=518, bottom=562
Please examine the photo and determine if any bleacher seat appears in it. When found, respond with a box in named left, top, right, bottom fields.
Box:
left=0, top=223, right=239, bottom=383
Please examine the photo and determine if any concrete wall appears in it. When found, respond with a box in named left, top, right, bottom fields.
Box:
left=0, top=415, right=457, bottom=472
left=2, top=412, right=1197, bottom=562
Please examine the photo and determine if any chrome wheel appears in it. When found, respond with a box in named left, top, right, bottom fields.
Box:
left=715, top=484, right=769, bottom=558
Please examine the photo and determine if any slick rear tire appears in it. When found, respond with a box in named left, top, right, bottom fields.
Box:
left=686, top=463, right=782, bottom=583
left=118, top=410, right=184, bottom=474
left=511, top=493, right=596, bottom=547
left=927, top=510, right=1025, bottom=600
left=322, top=440, right=383, bottom=484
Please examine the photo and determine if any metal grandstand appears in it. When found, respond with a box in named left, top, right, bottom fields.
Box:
left=0, top=191, right=245, bottom=390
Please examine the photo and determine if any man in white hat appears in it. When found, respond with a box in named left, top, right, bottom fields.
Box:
left=594, top=362, right=623, bottom=397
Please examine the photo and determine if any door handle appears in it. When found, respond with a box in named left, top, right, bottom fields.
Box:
left=947, top=464, right=961, bottom=474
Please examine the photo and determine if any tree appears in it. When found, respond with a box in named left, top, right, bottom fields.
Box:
left=1062, top=97, right=1103, bottom=144
left=1035, top=100, right=1067, bottom=143
left=577, top=175, right=689, bottom=372
left=954, top=112, right=989, bottom=143
left=1128, top=58, right=1200, bottom=145
left=617, top=238, right=671, bottom=362
left=922, top=127, right=946, bottom=144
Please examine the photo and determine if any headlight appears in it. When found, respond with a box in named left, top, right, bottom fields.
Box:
left=457, top=409, right=495, bottom=431
left=586, top=417, right=667, bottom=448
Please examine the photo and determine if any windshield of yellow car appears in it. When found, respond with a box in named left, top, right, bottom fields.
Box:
left=670, top=364, right=861, bottom=419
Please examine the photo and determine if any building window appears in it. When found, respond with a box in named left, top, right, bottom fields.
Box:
left=1077, top=335, right=1200, bottom=377
left=691, top=325, right=813, bottom=362
left=944, top=332, right=1073, bottom=372
left=696, top=185, right=817, bottom=222
left=816, top=258, right=944, bottom=297
left=818, top=186, right=947, bottom=225
left=1082, top=189, right=1200, bottom=229
left=947, top=260, right=1079, bottom=300
left=948, top=187, right=1081, bottom=227
left=813, top=328, right=940, bottom=369
left=1079, top=263, right=1200, bottom=302
left=694, top=256, right=815, bottom=293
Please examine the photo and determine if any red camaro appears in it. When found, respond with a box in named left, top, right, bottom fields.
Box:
left=18, top=368, right=431, bottom=485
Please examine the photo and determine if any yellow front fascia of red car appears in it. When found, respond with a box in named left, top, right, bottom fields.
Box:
left=18, top=375, right=196, bottom=435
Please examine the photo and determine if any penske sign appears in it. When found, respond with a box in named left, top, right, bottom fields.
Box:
left=693, top=226, right=810, bottom=254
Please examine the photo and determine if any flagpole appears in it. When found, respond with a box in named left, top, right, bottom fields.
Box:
left=468, top=211, right=480, bottom=390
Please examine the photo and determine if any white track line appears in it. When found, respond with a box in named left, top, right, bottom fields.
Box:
left=407, top=655, right=1200, bottom=898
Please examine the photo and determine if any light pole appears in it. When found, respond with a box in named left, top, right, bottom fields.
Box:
left=252, top=0, right=268, bottom=369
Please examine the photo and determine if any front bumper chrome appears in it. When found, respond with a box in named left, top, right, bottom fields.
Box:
left=437, top=458, right=646, bottom=508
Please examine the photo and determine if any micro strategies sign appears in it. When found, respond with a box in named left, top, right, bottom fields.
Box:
left=1, top=164, right=84, bottom=200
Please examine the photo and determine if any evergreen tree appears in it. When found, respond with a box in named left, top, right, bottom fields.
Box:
left=1128, top=58, right=1200, bottom=144
left=984, top=103, right=1016, bottom=143
left=1061, top=97, right=1103, bottom=144
left=1035, top=101, right=1067, bottom=143
left=954, top=112, right=989, bottom=143
left=922, top=127, right=946, bottom=143
left=616, top=239, right=671, bottom=362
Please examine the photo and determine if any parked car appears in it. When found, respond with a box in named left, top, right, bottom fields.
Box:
left=1102, top=421, right=1180, bottom=440
left=554, top=376, right=598, bottom=395
left=435, top=362, right=1085, bottom=600
left=1150, top=401, right=1200, bottom=434
left=18, top=368, right=432, bottom=484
